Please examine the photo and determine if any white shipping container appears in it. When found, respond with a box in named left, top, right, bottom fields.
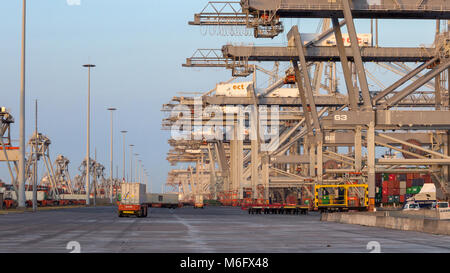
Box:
left=400, top=181, right=406, bottom=189
left=59, top=194, right=86, bottom=200
left=121, top=183, right=146, bottom=204
left=216, top=82, right=252, bottom=97
left=301, top=33, right=372, bottom=47
left=25, top=191, right=45, bottom=201
left=5, top=190, right=16, bottom=200
left=146, top=193, right=179, bottom=204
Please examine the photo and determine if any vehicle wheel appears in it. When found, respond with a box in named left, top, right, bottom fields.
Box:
left=143, top=207, right=148, bottom=217
left=137, top=208, right=143, bottom=218
left=118, top=212, right=123, bottom=217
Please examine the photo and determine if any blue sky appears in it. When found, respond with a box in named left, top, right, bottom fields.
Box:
left=0, top=0, right=439, bottom=193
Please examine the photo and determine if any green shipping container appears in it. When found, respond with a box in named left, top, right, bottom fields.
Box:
left=393, top=196, right=400, bottom=203
left=406, top=188, right=412, bottom=194
left=411, top=186, right=422, bottom=194
left=383, top=174, right=389, bottom=181
left=321, top=199, right=330, bottom=205
left=388, top=196, right=394, bottom=203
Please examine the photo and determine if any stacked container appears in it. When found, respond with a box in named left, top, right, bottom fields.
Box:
left=407, top=173, right=424, bottom=195
left=377, top=172, right=432, bottom=205
left=380, top=173, right=401, bottom=205
left=399, top=181, right=406, bottom=203
left=375, top=186, right=382, bottom=204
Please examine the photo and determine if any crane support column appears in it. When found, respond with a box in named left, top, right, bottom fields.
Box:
left=367, top=121, right=376, bottom=211
left=342, top=0, right=373, bottom=110
left=355, top=126, right=362, bottom=172
left=317, top=138, right=323, bottom=182
left=331, top=17, right=358, bottom=110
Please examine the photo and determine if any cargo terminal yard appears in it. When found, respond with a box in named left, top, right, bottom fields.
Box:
left=1, top=0, right=450, bottom=255
left=0, top=207, right=449, bottom=253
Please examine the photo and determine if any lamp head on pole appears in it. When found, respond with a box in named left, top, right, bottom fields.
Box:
left=83, top=64, right=96, bottom=68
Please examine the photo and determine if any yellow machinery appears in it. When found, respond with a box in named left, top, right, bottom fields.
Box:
left=314, top=184, right=369, bottom=212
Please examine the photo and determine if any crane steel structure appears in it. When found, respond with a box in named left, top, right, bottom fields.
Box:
left=164, top=0, right=450, bottom=209
left=1, top=107, right=115, bottom=206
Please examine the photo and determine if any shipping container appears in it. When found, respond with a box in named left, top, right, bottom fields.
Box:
left=406, top=180, right=413, bottom=188
left=399, top=181, right=406, bottom=189
left=423, top=174, right=432, bottom=184
left=120, top=183, right=147, bottom=205
left=25, top=191, right=45, bottom=201
left=388, top=174, right=397, bottom=181
left=394, top=180, right=400, bottom=188
left=376, top=173, right=382, bottom=182
left=146, top=193, right=179, bottom=208
left=215, top=81, right=252, bottom=97
left=386, top=181, right=395, bottom=189
left=59, top=194, right=86, bottom=200
left=393, top=196, right=400, bottom=204
left=412, top=178, right=424, bottom=187
left=410, top=186, right=422, bottom=194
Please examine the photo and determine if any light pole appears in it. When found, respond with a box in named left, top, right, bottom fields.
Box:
left=129, top=144, right=134, bottom=182
left=121, top=130, right=127, bottom=182
left=134, top=153, right=140, bottom=183
left=107, top=107, right=116, bottom=203
left=138, top=159, right=141, bottom=183
left=143, top=168, right=147, bottom=190
left=18, top=0, right=27, bottom=208
left=140, top=162, right=144, bottom=184
left=83, top=63, right=96, bottom=205
left=142, top=166, right=145, bottom=186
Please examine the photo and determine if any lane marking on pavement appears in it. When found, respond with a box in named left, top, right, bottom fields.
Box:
left=171, top=212, right=214, bottom=252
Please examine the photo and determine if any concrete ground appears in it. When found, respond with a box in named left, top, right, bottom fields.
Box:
left=0, top=206, right=449, bottom=253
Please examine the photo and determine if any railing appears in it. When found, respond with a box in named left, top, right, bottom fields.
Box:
left=277, top=3, right=449, bottom=12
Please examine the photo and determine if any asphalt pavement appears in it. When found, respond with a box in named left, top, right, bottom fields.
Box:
left=0, top=206, right=448, bottom=253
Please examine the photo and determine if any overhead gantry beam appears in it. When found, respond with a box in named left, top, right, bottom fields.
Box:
left=242, top=0, right=450, bottom=19
left=221, top=45, right=436, bottom=63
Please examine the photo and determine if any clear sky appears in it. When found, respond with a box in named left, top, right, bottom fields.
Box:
left=0, top=0, right=439, bottom=193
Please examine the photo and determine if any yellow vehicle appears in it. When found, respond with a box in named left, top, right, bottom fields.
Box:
left=194, top=195, right=204, bottom=209
left=314, top=184, right=369, bottom=212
